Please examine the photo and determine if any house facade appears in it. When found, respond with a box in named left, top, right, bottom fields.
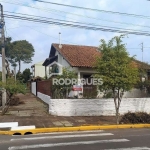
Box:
left=43, top=43, right=100, bottom=79
left=42, top=43, right=150, bottom=98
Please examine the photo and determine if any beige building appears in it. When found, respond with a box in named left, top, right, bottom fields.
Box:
left=31, top=61, right=45, bottom=78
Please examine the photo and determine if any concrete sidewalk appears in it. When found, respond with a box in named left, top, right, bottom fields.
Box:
left=0, top=115, right=116, bottom=128
left=0, top=93, right=116, bottom=129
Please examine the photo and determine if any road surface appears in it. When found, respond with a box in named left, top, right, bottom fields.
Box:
left=0, top=128, right=150, bottom=149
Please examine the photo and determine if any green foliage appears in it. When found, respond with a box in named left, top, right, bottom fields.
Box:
left=16, top=69, right=31, bottom=83
left=95, top=35, right=139, bottom=93
left=16, top=72, right=23, bottom=82
left=136, top=80, right=150, bottom=91
left=95, top=35, right=139, bottom=124
left=22, top=68, right=32, bottom=83
left=0, top=78, right=26, bottom=98
left=17, top=68, right=32, bottom=83
left=103, top=91, right=113, bottom=98
left=9, top=40, right=35, bottom=72
left=134, top=68, right=150, bottom=92
left=0, top=38, right=34, bottom=73
left=52, top=68, right=77, bottom=99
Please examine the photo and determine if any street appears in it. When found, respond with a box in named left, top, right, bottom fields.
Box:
left=0, top=129, right=150, bottom=149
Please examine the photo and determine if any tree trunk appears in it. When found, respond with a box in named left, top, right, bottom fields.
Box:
left=114, top=97, right=120, bottom=125
left=18, top=60, right=21, bottom=73
left=5, top=58, right=11, bottom=77
left=113, top=89, right=123, bottom=125
left=116, top=108, right=120, bottom=125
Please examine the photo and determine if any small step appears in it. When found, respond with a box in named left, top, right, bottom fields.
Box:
left=11, top=125, right=36, bottom=131
left=0, top=122, right=18, bottom=128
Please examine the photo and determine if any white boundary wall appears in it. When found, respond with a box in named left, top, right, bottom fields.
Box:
left=37, top=92, right=50, bottom=105
left=31, top=82, right=36, bottom=95
left=49, top=98, right=150, bottom=116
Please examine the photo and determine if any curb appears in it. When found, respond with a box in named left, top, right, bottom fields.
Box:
left=0, top=124, right=150, bottom=135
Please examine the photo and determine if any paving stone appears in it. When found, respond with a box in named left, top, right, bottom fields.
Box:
left=60, top=121, right=73, bottom=127
left=9, top=111, right=19, bottom=115
left=77, top=119, right=86, bottom=123
left=52, top=121, right=64, bottom=127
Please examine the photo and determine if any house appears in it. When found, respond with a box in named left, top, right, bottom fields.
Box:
left=43, top=43, right=150, bottom=98
left=43, top=43, right=100, bottom=80
left=31, top=61, right=45, bottom=78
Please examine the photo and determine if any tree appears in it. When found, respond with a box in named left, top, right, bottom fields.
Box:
left=0, top=38, right=34, bottom=75
left=0, top=77, right=26, bottom=115
left=52, top=68, right=77, bottom=98
left=17, top=68, right=32, bottom=83
left=95, top=35, right=139, bottom=124
left=9, top=40, right=34, bottom=73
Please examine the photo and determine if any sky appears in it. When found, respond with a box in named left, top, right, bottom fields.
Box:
left=0, top=0, right=150, bottom=72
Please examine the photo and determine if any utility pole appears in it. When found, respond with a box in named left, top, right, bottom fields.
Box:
left=141, top=42, right=143, bottom=63
left=0, top=4, right=6, bottom=112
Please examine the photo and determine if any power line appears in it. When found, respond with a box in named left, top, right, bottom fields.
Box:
left=24, top=26, right=80, bottom=45
left=5, top=23, right=150, bottom=50
left=127, top=47, right=150, bottom=49
left=7, top=25, right=150, bottom=48
left=0, top=0, right=150, bottom=32
left=5, top=10, right=150, bottom=30
left=33, top=0, right=150, bottom=19
left=8, top=26, right=150, bottom=50
left=4, top=13, right=127, bottom=29
left=2, top=0, right=150, bottom=32
left=4, top=13, right=150, bottom=36
left=5, top=13, right=150, bottom=33
left=7, top=25, right=80, bottom=45
left=2, top=0, right=150, bottom=21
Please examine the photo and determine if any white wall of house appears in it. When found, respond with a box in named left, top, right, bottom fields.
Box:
left=57, top=51, right=70, bottom=68
left=97, top=88, right=149, bottom=98
left=49, top=98, right=150, bottom=116
left=123, top=88, right=148, bottom=98
left=78, top=68, right=97, bottom=74
left=33, top=61, right=45, bottom=78
left=56, top=51, right=79, bottom=72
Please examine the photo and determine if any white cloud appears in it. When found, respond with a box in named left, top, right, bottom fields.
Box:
left=1, top=0, right=150, bottom=72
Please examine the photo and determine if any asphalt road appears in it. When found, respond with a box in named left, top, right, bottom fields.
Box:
left=1, top=128, right=150, bottom=150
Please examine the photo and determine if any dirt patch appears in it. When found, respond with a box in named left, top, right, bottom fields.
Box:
left=8, top=93, right=48, bottom=116
left=120, top=112, right=150, bottom=124
left=9, top=96, right=25, bottom=106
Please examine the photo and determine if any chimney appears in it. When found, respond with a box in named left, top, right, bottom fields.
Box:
left=59, top=32, right=62, bottom=49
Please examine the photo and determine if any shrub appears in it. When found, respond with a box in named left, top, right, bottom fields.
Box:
left=120, top=112, right=150, bottom=124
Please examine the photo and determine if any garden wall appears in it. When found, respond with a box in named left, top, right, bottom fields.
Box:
left=31, top=82, right=36, bottom=95
left=49, top=98, right=150, bottom=116
left=36, top=80, right=52, bottom=96
left=37, top=92, right=50, bottom=105
left=31, top=82, right=51, bottom=105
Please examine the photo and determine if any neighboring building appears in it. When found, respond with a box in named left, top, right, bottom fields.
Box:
left=43, top=43, right=150, bottom=98
left=31, top=61, right=45, bottom=78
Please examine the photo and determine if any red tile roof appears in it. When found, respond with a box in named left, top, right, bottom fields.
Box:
left=51, top=43, right=150, bottom=70
left=52, top=43, right=101, bottom=68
